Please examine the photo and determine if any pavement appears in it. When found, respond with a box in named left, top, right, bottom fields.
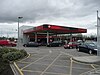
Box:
left=72, top=56, right=100, bottom=75
left=72, top=56, right=100, bottom=64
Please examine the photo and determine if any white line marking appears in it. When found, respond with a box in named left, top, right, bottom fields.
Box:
left=21, top=54, right=49, bottom=70
left=40, top=54, right=62, bottom=75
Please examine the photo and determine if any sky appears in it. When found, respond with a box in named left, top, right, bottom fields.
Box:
left=0, top=0, right=100, bottom=38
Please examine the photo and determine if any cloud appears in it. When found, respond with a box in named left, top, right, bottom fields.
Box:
left=0, top=0, right=100, bottom=22
left=0, top=0, right=100, bottom=37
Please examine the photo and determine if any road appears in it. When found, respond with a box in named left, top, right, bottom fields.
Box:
left=14, top=46, right=100, bottom=75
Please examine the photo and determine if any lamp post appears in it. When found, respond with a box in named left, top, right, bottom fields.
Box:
left=17, top=17, right=23, bottom=49
left=97, top=10, right=100, bottom=56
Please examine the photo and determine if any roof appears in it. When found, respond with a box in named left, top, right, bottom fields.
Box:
left=23, top=24, right=87, bottom=34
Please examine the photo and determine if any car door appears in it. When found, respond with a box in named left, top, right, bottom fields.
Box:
left=72, top=42, right=77, bottom=48
left=80, top=43, right=88, bottom=52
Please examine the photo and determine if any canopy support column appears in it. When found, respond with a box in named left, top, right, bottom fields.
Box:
left=35, top=32, right=37, bottom=42
left=47, top=32, right=49, bottom=45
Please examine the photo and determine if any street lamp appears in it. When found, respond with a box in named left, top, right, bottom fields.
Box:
left=17, top=17, right=23, bottom=49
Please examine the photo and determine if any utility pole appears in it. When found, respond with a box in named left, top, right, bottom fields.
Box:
left=17, top=17, right=23, bottom=49
left=97, top=10, right=100, bottom=56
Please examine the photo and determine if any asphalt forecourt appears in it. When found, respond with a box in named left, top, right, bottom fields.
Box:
left=14, top=47, right=100, bottom=75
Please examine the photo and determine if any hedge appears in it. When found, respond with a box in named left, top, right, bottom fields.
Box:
left=0, top=47, right=27, bottom=62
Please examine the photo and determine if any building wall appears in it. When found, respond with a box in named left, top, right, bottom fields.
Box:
left=19, top=25, right=33, bottom=44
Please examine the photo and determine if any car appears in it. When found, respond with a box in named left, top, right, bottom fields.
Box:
left=23, top=42, right=39, bottom=47
left=47, top=41, right=63, bottom=47
left=77, top=40, right=83, bottom=45
left=0, top=40, right=16, bottom=47
left=10, top=42, right=17, bottom=47
left=64, top=41, right=78, bottom=49
left=77, top=41, right=97, bottom=54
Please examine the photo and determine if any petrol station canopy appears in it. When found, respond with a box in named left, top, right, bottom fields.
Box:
left=23, top=24, right=87, bottom=34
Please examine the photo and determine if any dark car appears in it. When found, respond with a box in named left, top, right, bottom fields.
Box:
left=64, top=42, right=78, bottom=49
left=47, top=41, right=63, bottom=47
left=77, top=40, right=83, bottom=45
left=77, top=41, right=97, bottom=54
left=23, top=42, right=39, bottom=47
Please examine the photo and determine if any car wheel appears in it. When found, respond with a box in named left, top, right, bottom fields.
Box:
left=76, top=46, right=78, bottom=49
left=89, top=50, right=92, bottom=54
left=77, top=48, right=80, bottom=52
left=64, top=47, right=67, bottom=49
left=24, top=44, right=27, bottom=47
left=69, top=47, right=72, bottom=49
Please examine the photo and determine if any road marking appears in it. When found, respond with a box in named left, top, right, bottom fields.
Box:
left=15, top=48, right=99, bottom=75
left=60, top=51, right=73, bottom=57
left=44, top=71, right=69, bottom=75
left=72, top=59, right=99, bottom=69
left=91, top=64, right=96, bottom=69
left=14, top=62, right=24, bottom=75
left=79, top=63, right=97, bottom=75
left=93, top=64, right=100, bottom=67
left=21, top=54, right=49, bottom=70
left=20, top=61, right=92, bottom=70
left=60, top=51, right=97, bottom=75
left=40, top=54, right=62, bottom=75
left=80, top=68, right=96, bottom=75
left=10, top=64, right=18, bottom=75
left=17, top=61, right=32, bottom=64
left=73, top=59, right=92, bottom=65
left=22, top=70, right=69, bottom=75
left=18, top=53, right=30, bottom=62
left=22, top=69, right=41, bottom=72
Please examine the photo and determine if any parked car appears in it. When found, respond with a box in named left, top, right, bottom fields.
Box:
left=23, top=42, right=39, bottom=47
left=0, top=40, right=16, bottom=47
left=76, top=40, right=84, bottom=49
left=47, top=41, right=63, bottom=47
left=10, top=42, right=17, bottom=47
left=77, top=40, right=83, bottom=45
left=64, top=42, right=78, bottom=49
left=77, top=41, right=97, bottom=54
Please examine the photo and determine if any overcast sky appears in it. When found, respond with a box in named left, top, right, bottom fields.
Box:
left=0, top=0, right=100, bottom=37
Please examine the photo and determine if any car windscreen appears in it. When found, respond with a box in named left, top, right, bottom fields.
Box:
left=68, top=42, right=72, bottom=44
left=86, top=43, right=97, bottom=47
left=28, top=42, right=35, bottom=44
left=52, top=41, right=61, bottom=43
left=92, top=42, right=97, bottom=45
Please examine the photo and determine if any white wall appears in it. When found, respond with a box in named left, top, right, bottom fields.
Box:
left=19, top=25, right=33, bottom=44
